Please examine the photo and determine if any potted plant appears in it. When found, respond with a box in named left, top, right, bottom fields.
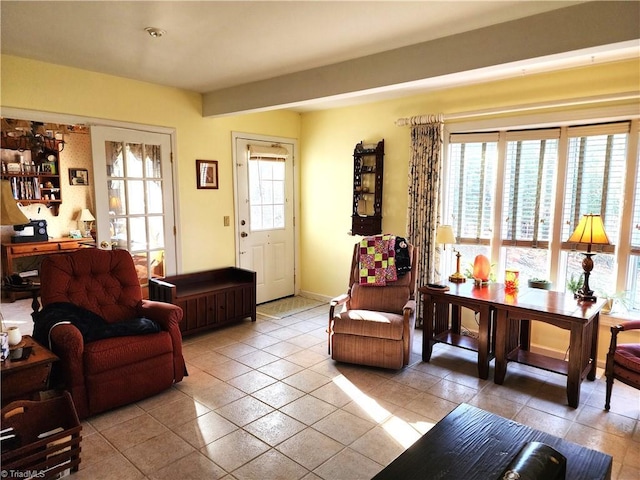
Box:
left=566, top=273, right=584, bottom=297
left=598, top=291, right=630, bottom=315
left=527, top=278, right=552, bottom=290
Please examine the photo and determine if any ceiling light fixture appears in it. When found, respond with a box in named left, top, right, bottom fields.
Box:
left=144, top=27, right=166, bottom=38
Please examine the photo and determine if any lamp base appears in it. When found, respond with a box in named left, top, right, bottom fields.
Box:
left=575, top=289, right=597, bottom=303
left=449, top=272, right=466, bottom=283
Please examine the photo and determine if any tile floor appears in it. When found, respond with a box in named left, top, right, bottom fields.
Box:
left=3, top=297, right=640, bottom=480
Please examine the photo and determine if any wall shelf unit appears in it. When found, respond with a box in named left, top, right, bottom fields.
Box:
left=351, top=139, right=384, bottom=236
left=1, top=136, right=63, bottom=216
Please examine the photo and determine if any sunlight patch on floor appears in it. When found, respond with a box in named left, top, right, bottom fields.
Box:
left=332, top=374, right=434, bottom=449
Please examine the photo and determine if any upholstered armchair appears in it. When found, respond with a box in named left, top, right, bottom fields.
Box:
left=605, top=320, right=640, bottom=410
left=37, top=248, right=185, bottom=419
left=328, top=240, right=417, bottom=370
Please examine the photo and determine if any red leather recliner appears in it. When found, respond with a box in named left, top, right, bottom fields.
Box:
left=39, top=249, right=185, bottom=419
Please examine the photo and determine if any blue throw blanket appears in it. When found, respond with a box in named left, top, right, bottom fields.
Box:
left=32, top=302, right=161, bottom=349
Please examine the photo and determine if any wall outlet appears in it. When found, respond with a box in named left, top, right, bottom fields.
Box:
left=223, top=216, right=230, bottom=226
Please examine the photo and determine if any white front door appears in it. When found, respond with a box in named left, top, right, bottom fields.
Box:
left=233, top=134, right=295, bottom=304
left=91, top=126, right=177, bottom=285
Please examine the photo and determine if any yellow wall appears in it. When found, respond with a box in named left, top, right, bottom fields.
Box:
left=1, top=55, right=300, bottom=271
left=3, top=54, right=639, bottom=366
left=299, top=59, right=640, bottom=298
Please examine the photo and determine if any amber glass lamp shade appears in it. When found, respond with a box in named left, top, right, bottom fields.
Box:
left=567, top=214, right=610, bottom=302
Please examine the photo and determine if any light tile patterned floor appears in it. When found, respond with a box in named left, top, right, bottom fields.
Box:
left=4, top=298, right=640, bottom=479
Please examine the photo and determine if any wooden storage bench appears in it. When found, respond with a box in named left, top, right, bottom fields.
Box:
left=149, top=267, right=256, bottom=336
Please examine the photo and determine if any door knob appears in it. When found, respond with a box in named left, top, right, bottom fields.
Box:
left=240, top=232, right=248, bottom=238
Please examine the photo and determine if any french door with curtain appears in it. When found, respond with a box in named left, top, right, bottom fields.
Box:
left=91, top=126, right=177, bottom=287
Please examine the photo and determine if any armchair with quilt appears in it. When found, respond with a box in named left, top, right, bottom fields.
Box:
left=36, top=248, right=185, bottom=419
left=604, top=320, right=640, bottom=411
left=328, top=239, right=417, bottom=370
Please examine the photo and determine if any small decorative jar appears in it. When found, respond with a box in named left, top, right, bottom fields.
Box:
left=505, top=269, right=519, bottom=293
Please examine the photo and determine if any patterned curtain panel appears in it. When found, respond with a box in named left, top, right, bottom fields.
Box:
left=406, top=120, right=444, bottom=327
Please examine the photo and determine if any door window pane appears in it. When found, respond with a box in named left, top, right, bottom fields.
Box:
left=126, top=143, right=144, bottom=177
left=127, top=180, right=145, bottom=215
left=147, top=180, right=163, bottom=214
left=145, top=144, right=162, bottom=178
left=148, top=216, right=165, bottom=249
left=248, top=157, right=286, bottom=231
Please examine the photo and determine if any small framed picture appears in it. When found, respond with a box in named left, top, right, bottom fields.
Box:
left=69, top=168, right=89, bottom=186
left=196, top=160, right=218, bottom=189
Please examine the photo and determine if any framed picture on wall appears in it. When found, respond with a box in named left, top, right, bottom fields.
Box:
left=69, top=168, right=89, bottom=185
left=196, top=160, right=218, bottom=189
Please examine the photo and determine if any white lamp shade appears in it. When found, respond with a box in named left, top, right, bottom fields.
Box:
left=78, top=208, right=95, bottom=222
left=436, top=225, right=456, bottom=245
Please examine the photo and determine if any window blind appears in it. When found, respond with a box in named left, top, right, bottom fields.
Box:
left=501, top=129, right=559, bottom=248
left=561, top=122, right=629, bottom=250
left=631, top=130, right=640, bottom=254
left=447, top=136, right=498, bottom=244
left=247, top=144, right=287, bottom=230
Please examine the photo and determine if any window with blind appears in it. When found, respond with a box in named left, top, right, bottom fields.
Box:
left=629, top=130, right=640, bottom=310
left=561, top=123, right=628, bottom=247
left=499, top=130, right=559, bottom=280
left=447, top=134, right=498, bottom=243
left=248, top=145, right=287, bottom=231
left=444, top=120, right=639, bottom=312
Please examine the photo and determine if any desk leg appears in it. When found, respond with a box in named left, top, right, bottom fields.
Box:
left=422, top=294, right=434, bottom=362
left=519, top=319, right=531, bottom=351
left=477, top=306, right=491, bottom=380
left=494, top=309, right=508, bottom=385
left=567, top=322, right=585, bottom=408
left=588, top=313, right=599, bottom=381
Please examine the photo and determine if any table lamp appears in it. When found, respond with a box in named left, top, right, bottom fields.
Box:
left=78, top=208, right=95, bottom=237
left=1, top=179, right=29, bottom=226
left=436, top=225, right=465, bottom=283
left=567, top=213, right=610, bottom=302
left=0, top=180, right=29, bottom=333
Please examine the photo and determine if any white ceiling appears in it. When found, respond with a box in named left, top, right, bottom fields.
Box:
left=1, top=1, right=638, bottom=115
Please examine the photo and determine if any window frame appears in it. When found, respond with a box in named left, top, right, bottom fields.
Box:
left=442, top=107, right=639, bottom=312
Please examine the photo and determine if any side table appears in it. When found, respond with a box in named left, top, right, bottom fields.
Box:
left=1, top=282, right=41, bottom=314
left=1, top=335, right=59, bottom=406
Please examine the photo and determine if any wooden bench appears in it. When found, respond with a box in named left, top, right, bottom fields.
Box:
left=149, top=267, right=256, bottom=336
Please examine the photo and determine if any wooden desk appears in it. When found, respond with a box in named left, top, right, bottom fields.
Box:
left=494, top=289, right=604, bottom=408
left=1, top=335, right=59, bottom=405
left=420, top=283, right=603, bottom=407
left=373, top=403, right=612, bottom=480
left=2, top=238, right=93, bottom=302
left=419, top=282, right=501, bottom=379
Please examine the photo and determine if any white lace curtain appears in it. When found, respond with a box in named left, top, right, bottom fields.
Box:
left=405, top=117, right=445, bottom=326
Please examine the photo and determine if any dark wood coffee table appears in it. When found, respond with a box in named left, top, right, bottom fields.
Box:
left=373, top=403, right=612, bottom=480
left=1, top=335, right=59, bottom=405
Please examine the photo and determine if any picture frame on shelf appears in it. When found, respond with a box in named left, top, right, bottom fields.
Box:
left=69, top=168, right=89, bottom=186
left=41, top=161, right=57, bottom=175
left=196, top=160, right=218, bottom=189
